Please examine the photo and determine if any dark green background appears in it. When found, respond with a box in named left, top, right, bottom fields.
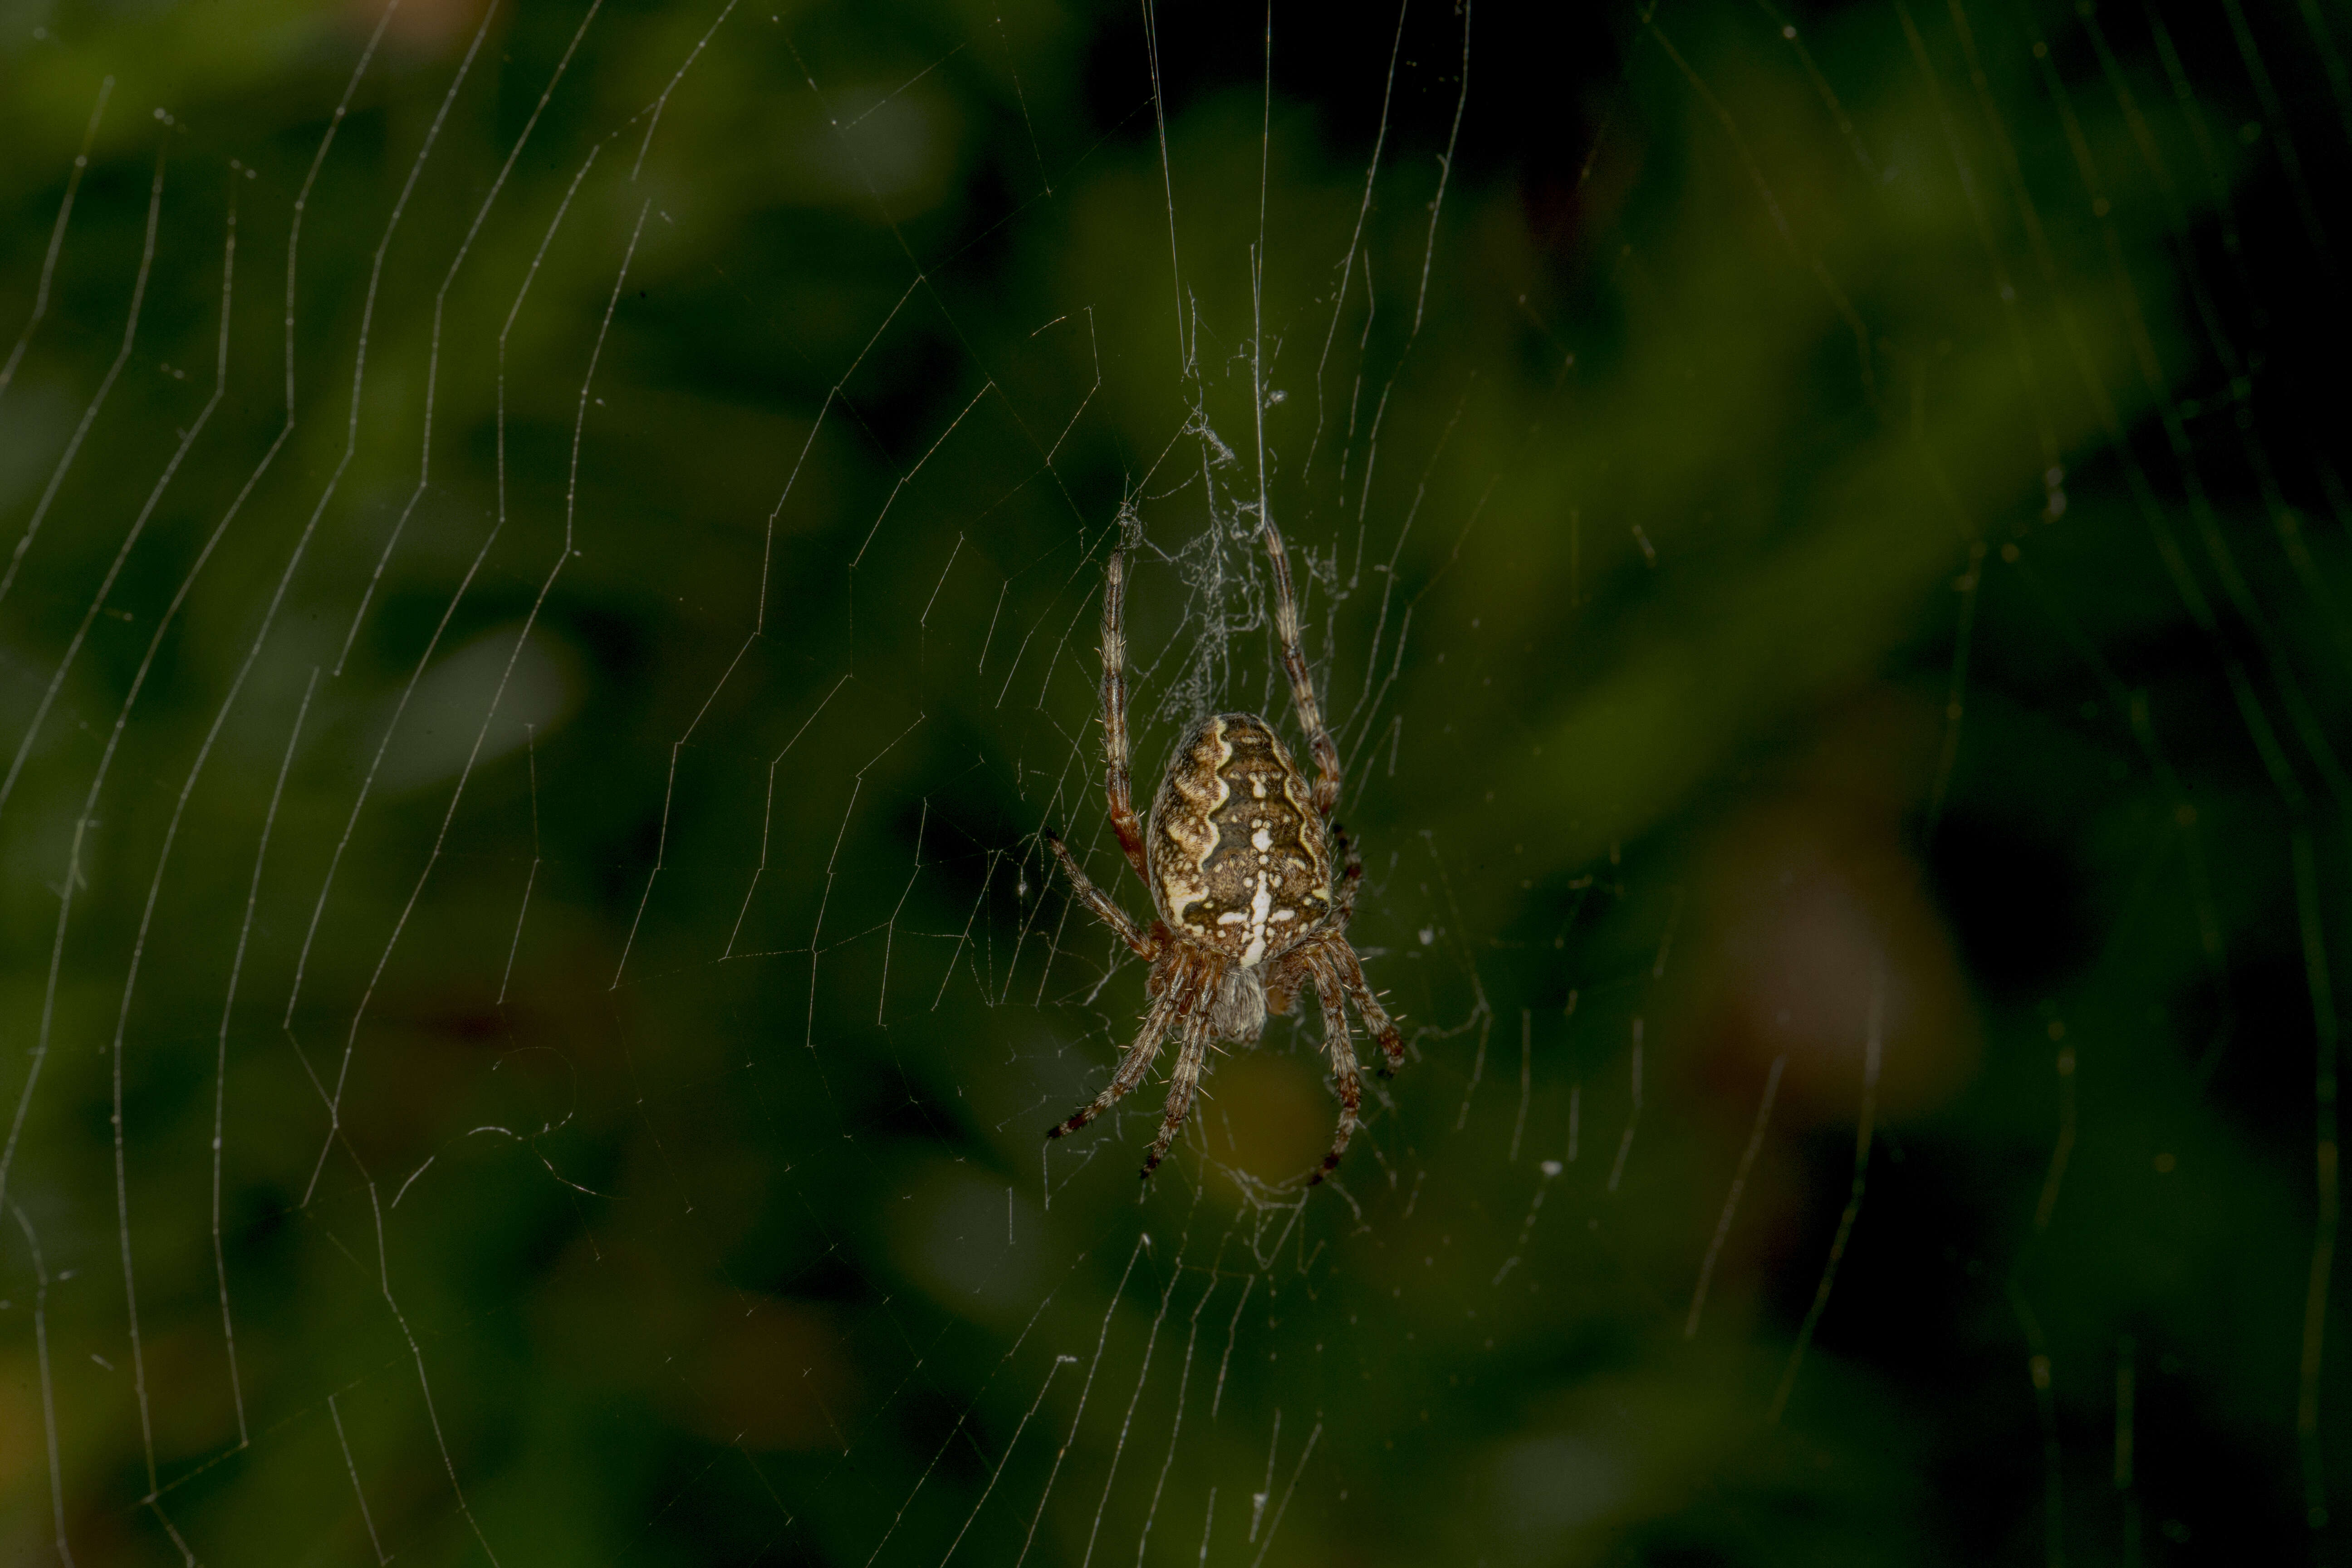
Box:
left=0, top=0, right=2345, bottom=1561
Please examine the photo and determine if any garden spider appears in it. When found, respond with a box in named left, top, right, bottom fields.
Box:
left=1044, top=519, right=1405, bottom=1183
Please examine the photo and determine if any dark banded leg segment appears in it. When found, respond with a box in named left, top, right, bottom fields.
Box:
left=1049, top=991, right=1178, bottom=1142
left=1142, top=1018, right=1211, bottom=1178
left=1307, top=959, right=1364, bottom=1185
left=1258, top=516, right=1342, bottom=819
left=1330, top=823, right=1364, bottom=929
left=1045, top=832, right=1157, bottom=960
left=1099, top=548, right=1150, bottom=879
left=1330, top=938, right=1405, bottom=1078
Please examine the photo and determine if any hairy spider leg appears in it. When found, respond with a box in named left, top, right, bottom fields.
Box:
left=1098, top=547, right=1151, bottom=879
left=1318, top=826, right=1400, bottom=1072
left=1258, top=515, right=1342, bottom=819
left=1330, top=823, right=1363, bottom=929
left=1048, top=980, right=1185, bottom=1142
left=1044, top=831, right=1158, bottom=960
left=1306, top=952, right=1365, bottom=1185
left=1331, top=938, right=1406, bottom=1077
left=1143, top=1012, right=1214, bottom=1177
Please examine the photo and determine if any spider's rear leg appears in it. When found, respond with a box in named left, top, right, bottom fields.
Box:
left=1305, top=957, right=1364, bottom=1185
left=1045, top=832, right=1158, bottom=960
left=1049, top=991, right=1176, bottom=1142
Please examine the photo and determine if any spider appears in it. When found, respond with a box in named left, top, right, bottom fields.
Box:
left=1044, top=519, right=1404, bottom=1183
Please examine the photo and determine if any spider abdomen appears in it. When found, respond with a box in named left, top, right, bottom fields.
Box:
left=1146, top=713, right=1332, bottom=969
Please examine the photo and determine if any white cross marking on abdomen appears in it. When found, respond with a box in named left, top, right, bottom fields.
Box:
left=1240, top=872, right=1274, bottom=966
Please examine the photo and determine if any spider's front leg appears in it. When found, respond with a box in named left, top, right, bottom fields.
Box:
left=1098, top=548, right=1151, bottom=880
left=1045, top=831, right=1159, bottom=960
left=1258, top=514, right=1342, bottom=818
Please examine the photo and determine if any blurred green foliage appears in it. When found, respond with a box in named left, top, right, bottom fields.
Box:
left=0, top=0, right=2347, bottom=1562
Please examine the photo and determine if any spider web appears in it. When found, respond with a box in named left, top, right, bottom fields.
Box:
left=0, top=0, right=2346, bottom=1560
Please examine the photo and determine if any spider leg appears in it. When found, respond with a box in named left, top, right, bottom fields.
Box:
left=1315, top=831, right=1396, bottom=1073
left=1305, top=954, right=1364, bottom=1185
left=1142, top=1014, right=1212, bottom=1178
left=1259, top=515, right=1342, bottom=818
left=1329, top=821, right=1364, bottom=930
left=1045, top=831, right=1158, bottom=960
left=1099, top=547, right=1151, bottom=880
left=1328, top=937, right=1406, bottom=1078
left=1049, top=986, right=1179, bottom=1141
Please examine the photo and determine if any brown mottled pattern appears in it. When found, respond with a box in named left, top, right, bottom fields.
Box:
left=1048, top=534, right=1404, bottom=1184
left=1147, top=713, right=1332, bottom=966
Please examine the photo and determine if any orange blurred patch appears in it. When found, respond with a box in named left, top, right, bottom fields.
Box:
left=665, top=1295, right=856, bottom=1453
left=346, top=0, right=497, bottom=57
left=0, top=1350, right=42, bottom=1497
left=1200, top=1048, right=1333, bottom=1186
left=1680, top=691, right=1979, bottom=1128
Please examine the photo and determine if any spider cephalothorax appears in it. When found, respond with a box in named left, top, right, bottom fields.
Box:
left=1044, top=524, right=1405, bottom=1183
